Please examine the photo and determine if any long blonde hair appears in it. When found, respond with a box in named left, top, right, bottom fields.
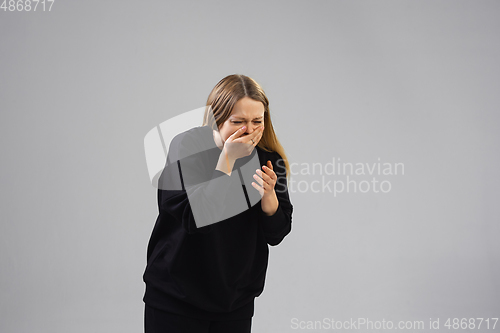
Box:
left=202, top=74, right=290, bottom=179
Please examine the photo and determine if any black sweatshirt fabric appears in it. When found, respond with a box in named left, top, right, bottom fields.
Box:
left=142, top=125, right=293, bottom=321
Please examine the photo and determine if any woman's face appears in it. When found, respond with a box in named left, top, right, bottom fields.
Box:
left=217, top=97, right=265, bottom=144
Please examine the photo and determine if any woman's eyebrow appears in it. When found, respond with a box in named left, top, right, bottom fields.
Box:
left=232, top=116, right=263, bottom=120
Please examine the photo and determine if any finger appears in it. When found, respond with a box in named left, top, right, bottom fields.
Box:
left=262, top=165, right=276, bottom=181
left=253, top=172, right=265, bottom=187
left=265, top=160, right=273, bottom=171
left=251, top=182, right=264, bottom=196
left=247, top=125, right=264, bottom=142
left=257, top=168, right=275, bottom=184
left=253, top=128, right=264, bottom=144
left=235, top=127, right=262, bottom=146
left=254, top=172, right=271, bottom=192
left=227, top=126, right=247, bottom=142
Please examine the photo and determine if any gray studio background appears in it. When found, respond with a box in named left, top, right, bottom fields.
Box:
left=1, top=1, right=499, bottom=332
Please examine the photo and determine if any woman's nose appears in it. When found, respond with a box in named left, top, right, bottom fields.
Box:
left=246, top=124, right=256, bottom=133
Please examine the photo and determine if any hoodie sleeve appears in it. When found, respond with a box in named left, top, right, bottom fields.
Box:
left=157, top=129, right=237, bottom=234
left=260, top=152, right=293, bottom=246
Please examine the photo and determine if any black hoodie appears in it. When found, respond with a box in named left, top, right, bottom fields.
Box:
left=143, top=125, right=293, bottom=321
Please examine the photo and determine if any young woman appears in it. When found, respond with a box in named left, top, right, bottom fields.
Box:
left=143, top=74, right=294, bottom=333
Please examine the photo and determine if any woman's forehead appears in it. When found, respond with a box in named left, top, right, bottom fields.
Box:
left=231, top=103, right=265, bottom=119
